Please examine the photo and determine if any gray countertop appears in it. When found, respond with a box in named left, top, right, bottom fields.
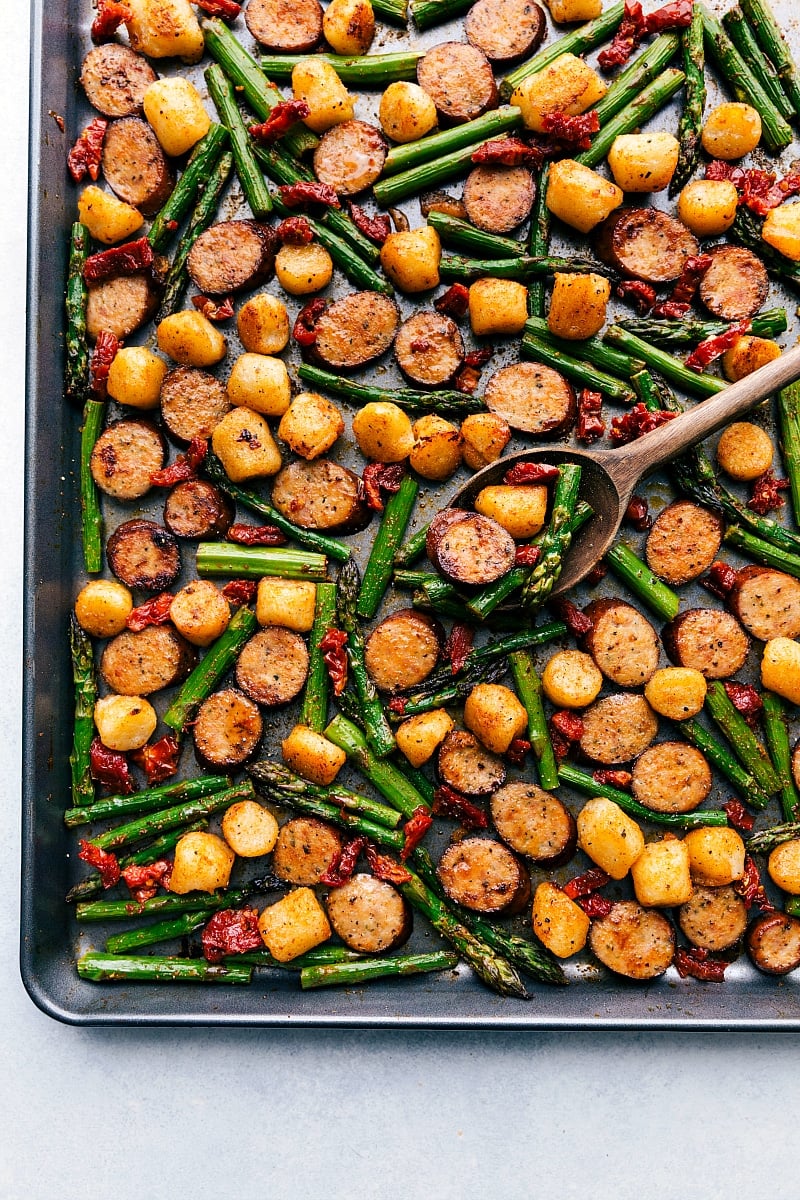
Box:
left=5, top=12, right=800, bottom=1198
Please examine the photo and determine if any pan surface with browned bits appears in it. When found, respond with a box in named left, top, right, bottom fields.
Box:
left=188, top=221, right=278, bottom=295
left=394, top=311, right=464, bottom=386
left=271, top=459, right=372, bottom=533
left=192, top=687, right=263, bottom=769
left=595, top=207, right=700, bottom=281
left=101, top=117, right=174, bottom=215
left=106, top=519, right=181, bottom=591
left=364, top=608, right=442, bottom=692
left=244, top=0, right=323, bottom=51
left=311, top=292, right=400, bottom=370
left=416, top=42, right=498, bottom=123
left=464, top=0, right=545, bottom=62
left=645, top=501, right=723, bottom=586
left=437, top=837, right=530, bottom=914
left=272, top=817, right=342, bottom=885
left=100, top=625, right=197, bottom=696
left=437, top=729, right=506, bottom=795
left=80, top=43, right=157, bottom=118
left=90, top=419, right=165, bottom=501
left=325, top=874, right=412, bottom=953
left=663, top=608, right=750, bottom=678
left=313, top=121, right=387, bottom=196
left=589, top=901, right=675, bottom=980
left=484, top=362, right=577, bottom=435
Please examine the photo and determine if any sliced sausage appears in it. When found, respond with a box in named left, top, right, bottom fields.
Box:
left=428, top=510, right=516, bottom=586
left=417, top=42, right=498, bottom=124
left=579, top=694, right=659, bottom=764
left=102, top=117, right=174, bottom=216
left=583, top=599, right=659, bottom=688
left=663, top=608, right=750, bottom=679
left=484, top=362, right=576, bottom=435
left=438, top=729, right=506, bottom=795
left=437, top=838, right=530, bottom=914
left=312, top=292, right=399, bottom=370
left=193, top=688, right=263, bottom=768
left=235, top=627, right=310, bottom=706
left=490, top=781, right=577, bottom=866
left=645, top=501, right=723, bottom=586
left=188, top=221, right=278, bottom=295
left=595, top=207, right=699, bottom=282
left=699, top=246, right=769, bottom=321
left=164, top=480, right=234, bottom=540
left=160, top=367, right=230, bottom=444
left=394, top=311, right=464, bottom=387
left=463, top=165, right=535, bottom=233
left=465, top=0, right=545, bottom=63
left=101, top=625, right=196, bottom=696
left=80, top=44, right=157, bottom=118
left=747, top=912, right=800, bottom=975
left=589, top=901, right=675, bottom=980
left=86, top=273, right=160, bottom=342
left=245, top=0, right=323, bottom=51
left=364, top=608, right=442, bottom=692
left=631, top=742, right=712, bottom=813
left=728, top=565, right=800, bottom=641
left=313, top=121, right=387, bottom=196
left=90, top=419, right=165, bottom=501
left=325, top=874, right=412, bottom=953
left=107, top=519, right=181, bottom=591
left=272, top=817, right=342, bottom=885
left=271, top=459, right=372, bottom=533
left=678, top=885, right=747, bottom=952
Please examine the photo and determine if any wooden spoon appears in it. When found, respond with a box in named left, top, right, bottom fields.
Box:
left=450, top=341, right=800, bottom=595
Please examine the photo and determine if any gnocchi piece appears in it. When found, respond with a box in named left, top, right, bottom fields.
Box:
left=379, top=81, right=438, bottom=143
left=380, top=226, right=441, bottom=293
left=409, top=413, right=463, bottom=480
left=762, top=637, right=800, bottom=705
left=277, top=392, right=345, bottom=460
left=74, top=579, right=133, bottom=638
left=547, top=271, right=611, bottom=340
left=468, top=277, right=528, bottom=335
left=323, top=0, right=375, bottom=55
left=546, top=159, right=623, bottom=233
left=576, top=796, right=645, bottom=880
left=156, top=310, right=227, bottom=367
left=281, top=724, right=347, bottom=785
left=684, top=826, right=746, bottom=886
left=677, top=179, right=739, bottom=237
left=77, top=185, right=143, bottom=245
left=142, top=76, right=210, bottom=156
left=124, top=0, right=203, bottom=61
left=237, top=293, right=290, bottom=355
left=396, top=708, right=455, bottom=767
left=460, top=412, right=511, bottom=470
left=510, top=53, right=606, bottom=132
left=256, top=578, right=318, bottom=632
left=222, top=800, right=279, bottom=857
left=274, top=243, right=334, bottom=295
left=169, top=580, right=231, bottom=647
left=545, top=0, right=601, bottom=20
left=721, top=336, right=781, bottom=382
left=643, top=667, right=707, bottom=720
left=292, top=60, right=355, bottom=133
left=630, top=836, right=693, bottom=907
left=93, top=694, right=158, bottom=751
left=532, top=881, right=591, bottom=959
left=258, top=886, right=332, bottom=961
left=701, top=102, right=761, bottom=159
left=463, top=682, right=528, bottom=754
left=169, top=831, right=235, bottom=894
left=226, top=353, right=292, bottom=417
left=767, top=839, right=800, bottom=894
left=762, top=201, right=800, bottom=260
left=211, top=407, right=282, bottom=481
left=542, top=649, right=603, bottom=709
left=474, top=484, right=548, bottom=539
left=352, top=401, right=415, bottom=462
left=716, top=421, right=774, bottom=481
left=106, top=346, right=167, bottom=409
left=607, top=131, right=680, bottom=193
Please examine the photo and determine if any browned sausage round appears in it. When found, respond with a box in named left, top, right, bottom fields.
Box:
left=699, top=246, right=769, bottom=321
left=484, top=362, right=576, bottom=435
left=80, top=44, right=157, bottom=118
left=271, top=459, right=372, bottom=533
left=428, top=510, right=516, bottom=586
left=595, top=207, right=699, bottom=282
left=235, top=627, right=310, bottom=706
left=728, top=565, right=800, bottom=641
left=101, top=625, right=197, bottom=695
left=645, top=500, right=723, bottom=586
left=394, top=311, right=464, bottom=386
left=86, top=274, right=160, bottom=342
left=579, top=694, right=659, bottom=764
left=663, top=608, right=750, bottom=679
left=312, top=292, right=399, bottom=370
left=193, top=687, right=263, bottom=768
left=631, top=742, right=712, bottom=813
left=273, top=817, right=342, bottom=885
left=245, top=0, right=323, bottom=51
left=465, top=0, right=545, bottom=63
left=313, top=121, right=387, bottom=196
left=364, top=608, right=442, bottom=692
left=747, top=912, right=800, bottom=975
left=325, top=874, right=412, bottom=953
left=417, top=42, right=498, bottom=123
left=188, top=221, right=278, bottom=295
left=584, top=598, right=659, bottom=688
left=106, top=519, right=181, bottom=591
left=463, top=165, right=535, bottom=233
left=90, top=419, right=165, bottom=501
left=159, top=367, right=230, bottom=443
left=437, top=838, right=530, bottom=914
left=678, top=885, right=747, bottom=952
left=490, top=782, right=577, bottom=866
left=164, top=480, right=234, bottom=540
left=438, top=729, right=506, bottom=795
left=589, top=901, right=675, bottom=980
left=102, top=117, right=174, bottom=216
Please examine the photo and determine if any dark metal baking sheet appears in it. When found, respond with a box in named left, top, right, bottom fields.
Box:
left=21, top=0, right=800, bottom=1026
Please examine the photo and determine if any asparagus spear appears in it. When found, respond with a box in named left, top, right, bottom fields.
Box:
left=777, top=382, right=800, bottom=526
left=383, top=106, right=522, bottom=176
left=749, top=823, right=800, bottom=855
left=604, top=542, right=680, bottom=621
left=724, top=525, right=800, bottom=579
left=296, top=363, right=485, bottom=414
left=66, top=821, right=209, bottom=903
left=205, top=64, right=271, bottom=218
left=559, top=764, right=730, bottom=828
left=521, top=464, right=582, bottom=613
left=88, top=781, right=257, bottom=853
left=196, top=543, right=328, bottom=581
left=524, top=317, right=641, bottom=380
left=301, top=950, right=460, bottom=988
left=604, top=326, right=725, bottom=397
left=528, top=163, right=551, bottom=319
left=76, top=877, right=277, bottom=922
left=372, top=0, right=408, bottom=24
left=163, top=606, right=257, bottom=732
left=147, top=124, right=230, bottom=253
left=681, top=720, right=771, bottom=810
left=739, top=0, right=800, bottom=117
left=704, top=682, right=781, bottom=796
left=66, top=775, right=231, bottom=828
left=358, top=475, right=419, bottom=620
left=394, top=523, right=430, bottom=567
left=375, top=136, right=521, bottom=206
left=390, top=658, right=509, bottom=718
left=324, top=714, right=430, bottom=817
left=594, top=33, right=681, bottom=125
left=410, top=0, right=471, bottom=30
left=509, top=650, right=559, bottom=790
left=105, top=911, right=211, bottom=955
left=731, top=207, right=800, bottom=290
left=78, top=953, right=252, bottom=984
left=336, top=559, right=396, bottom=757
left=762, top=692, right=800, bottom=821
left=723, top=6, right=794, bottom=122
left=440, top=254, right=614, bottom=284
left=427, top=210, right=527, bottom=260
left=300, top=581, right=337, bottom=733
left=249, top=764, right=406, bottom=848
left=576, top=69, right=687, bottom=169
left=248, top=760, right=402, bottom=828
left=158, top=150, right=234, bottom=320
left=259, top=51, right=421, bottom=83
left=69, top=616, right=96, bottom=808
left=500, top=2, right=626, bottom=98
left=521, top=333, right=637, bottom=404
left=619, top=308, right=788, bottom=347
left=236, top=946, right=363, bottom=967
left=670, top=5, right=706, bottom=197
left=80, top=393, right=105, bottom=575
left=64, top=222, right=89, bottom=406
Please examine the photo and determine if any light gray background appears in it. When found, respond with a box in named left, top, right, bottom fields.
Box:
left=4, top=13, right=800, bottom=1200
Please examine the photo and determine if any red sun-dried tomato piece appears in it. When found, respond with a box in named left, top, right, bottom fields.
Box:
left=293, top=297, right=327, bottom=347
left=130, top=735, right=181, bottom=784
left=506, top=737, right=531, bottom=766
left=279, top=181, right=341, bottom=209
left=646, top=0, right=693, bottom=30
left=454, top=365, right=481, bottom=394
left=503, top=461, right=560, bottom=486
left=222, top=579, right=258, bottom=606
left=748, top=469, right=790, bottom=515
left=563, top=867, right=610, bottom=899
left=78, top=839, right=121, bottom=888
left=740, top=168, right=784, bottom=216
left=705, top=160, right=746, bottom=188
left=723, top=680, right=763, bottom=726
left=514, top=545, right=541, bottom=567
left=434, top=283, right=470, bottom=320
left=723, top=799, right=755, bottom=833
left=248, top=101, right=311, bottom=144
left=89, top=330, right=120, bottom=400
left=598, top=0, right=647, bottom=71
left=121, top=859, right=172, bottom=903
left=349, top=203, right=391, bottom=245
left=365, top=843, right=413, bottom=884
left=550, top=710, right=584, bottom=742
left=361, top=462, right=405, bottom=512
left=91, top=0, right=132, bottom=41
left=735, top=854, right=775, bottom=911
left=192, top=0, right=242, bottom=18
left=668, top=253, right=713, bottom=305
left=150, top=437, right=208, bottom=487
left=388, top=696, right=407, bottom=716
left=126, top=592, right=174, bottom=632
left=650, top=300, right=691, bottom=319
left=577, top=389, right=605, bottom=444
left=578, top=894, right=615, bottom=918
left=400, top=806, right=434, bottom=860
left=320, top=836, right=368, bottom=886
left=552, top=597, right=593, bottom=638
left=471, top=136, right=538, bottom=166
left=625, top=494, right=652, bottom=531
left=592, top=769, right=633, bottom=790
left=443, top=622, right=474, bottom=674
left=67, top=117, right=108, bottom=182
left=616, top=279, right=656, bottom=313
left=83, top=236, right=154, bottom=285
left=541, top=110, right=600, bottom=150
left=192, top=294, right=235, bottom=322
left=276, top=216, right=314, bottom=246
left=202, top=908, right=263, bottom=962
left=549, top=727, right=571, bottom=763
left=227, top=523, right=288, bottom=547
left=675, top=946, right=727, bottom=982
left=432, top=784, right=488, bottom=829
left=89, top=737, right=134, bottom=795
left=704, top=560, right=738, bottom=599
left=685, top=320, right=751, bottom=371
left=585, top=562, right=608, bottom=586
left=610, top=403, right=676, bottom=445
left=463, top=346, right=495, bottom=369
left=319, top=628, right=348, bottom=696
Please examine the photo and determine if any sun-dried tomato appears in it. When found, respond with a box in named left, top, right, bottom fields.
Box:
left=320, top=836, right=367, bottom=886
left=389, top=697, right=408, bottom=718
left=668, top=253, right=713, bottom=304
left=320, top=627, right=348, bottom=696
left=586, top=562, right=608, bottom=586
left=553, top=597, right=594, bottom=638
left=723, top=680, right=763, bottom=726
left=471, top=136, right=538, bottom=166
left=67, top=117, right=108, bottom=182
left=202, top=908, right=263, bottom=962
left=540, top=110, right=600, bottom=150
left=740, top=168, right=785, bottom=216
left=126, top=592, right=174, bottom=632
left=647, top=0, right=693, bottom=29
left=550, top=727, right=571, bottom=763
left=191, top=294, right=234, bottom=322
left=454, top=366, right=482, bottom=394
left=685, top=320, right=751, bottom=370
left=503, top=461, right=560, bottom=486
left=550, top=710, right=584, bottom=742
left=577, top=388, right=605, bottom=444
left=506, top=737, right=531, bottom=766
left=192, top=0, right=242, bottom=18
left=227, top=523, right=288, bottom=546
left=83, top=237, right=154, bottom=285
left=434, top=283, right=470, bottom=320
left=400, top=805, right=434, bottom=860
left=364, top=843, right=413, bottom=884
left=748, top=469, right=790, bottom=515
left=361, top=462, right=405, bottom=512
left=91, top=0, right=132, bottom=41
left=578, top=894, right=615, bottom=918
left=675, top=947, right=727, bottom=982
left=592, top=769, right=633, bottom=790
left=705, top=159, right=746, bottom=187
left=625, top=494, right=652, bottom=531
left=704, top=560, right=738, bottom=599
left=650, top=300, right=691, bottom=319
left=514, top=545, right=541, bottom=566
left=349, top=203, right=391, bottom=245
left=276, top=216, right=314, bottom=246
left=432, top=784, right=488, bottom=829
left=121, top=859, right=172, bottom=903
left=598, top=0, right=647, bottom=71
left=222, top=579, right=258, bottom=606
left=279, top=181, right=341, bottom=209
left=610, top=403, right=676, bottom=445
left=444, top=622, right=474, bottom=674
left=735, top=854, right=775, bottom=911
left=78, top=839, right=121, bottom=888
left=249, top=100, right=311, bottom=145
left=150, top=437, right=208, bottom=486
left=723, top=799, right=755, bottom=833
left=616, top=279, right=656, bottom=313
left=292, top=297, right=327, bottom=347
left=563, top=868, right=610, bottom=899
left=130, top=735, right=180, bottom=784
left=463, top=346, right=495, bottom=369
left=89, top=330, right=120, bottom=400
left=90, top=737, right=134, bottom=794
